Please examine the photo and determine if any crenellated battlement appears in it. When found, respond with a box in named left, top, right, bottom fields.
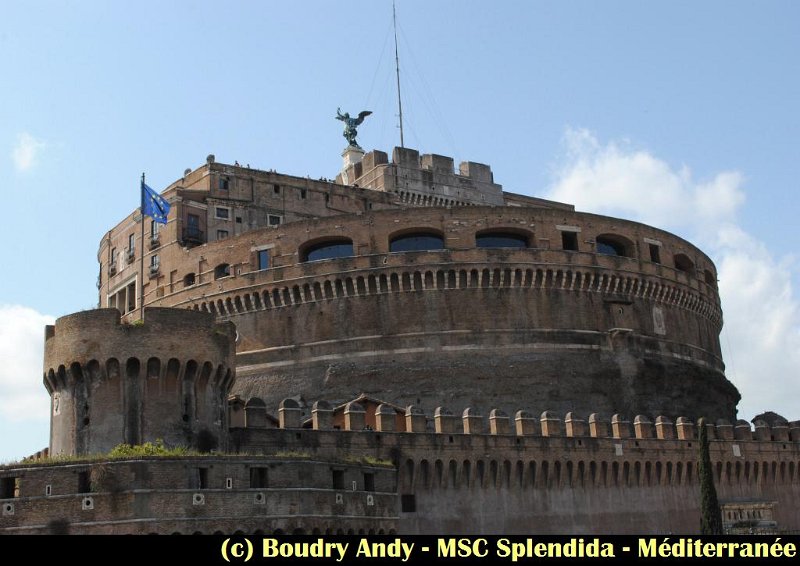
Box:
left=238, top=398, right=799, bottom=444
left=44, top=307, right=235, bottom=376
left=337, top=146, right=506, bottom=207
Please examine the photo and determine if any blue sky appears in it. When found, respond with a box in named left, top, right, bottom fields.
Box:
left=1, top=1, right=798, bottom=461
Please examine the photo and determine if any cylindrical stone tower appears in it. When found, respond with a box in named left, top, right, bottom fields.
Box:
left=43, top=307, right=236, bottom=456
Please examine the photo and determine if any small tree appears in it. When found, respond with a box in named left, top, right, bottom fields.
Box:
left=698, top=417, right=723, bottom=534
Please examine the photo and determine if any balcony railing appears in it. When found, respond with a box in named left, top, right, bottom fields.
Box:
left=182, top=227, right=205, bottom=245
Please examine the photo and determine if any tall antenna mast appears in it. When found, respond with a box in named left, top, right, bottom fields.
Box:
left=393, top=0, right=405, bottom=148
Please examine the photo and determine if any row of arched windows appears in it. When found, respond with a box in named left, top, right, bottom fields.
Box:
left=177, top=229, right=714, bottom=290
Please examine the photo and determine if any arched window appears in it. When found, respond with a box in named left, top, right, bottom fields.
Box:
left=389, top=231, right=444, bottom=252
left=674, top=253, right=695, bottom=273
left=595, top=234, right=634, bottom=258
left=184, top=273, right=196, bottom=287
left=704, top=269, right=717, bottom=288
left=214, top=263, right=230, bottom=279
left=475, top=231, right=530, bottom=249
left=301, top=238, right=354, bottom=262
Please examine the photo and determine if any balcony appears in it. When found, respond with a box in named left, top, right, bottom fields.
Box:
left=126, top=249, right=136, bottom=263
left=182, top=227, right=205, bottom=246
left=149, top=264, right=160, bottom=278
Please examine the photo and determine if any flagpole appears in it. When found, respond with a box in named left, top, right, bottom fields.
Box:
left=140, top=172, right=146, bottom=322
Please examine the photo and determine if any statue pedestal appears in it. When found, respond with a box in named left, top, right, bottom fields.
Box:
left=340, top=146, right=365, bottom=185
left=342, top=145, right=364, bottom=168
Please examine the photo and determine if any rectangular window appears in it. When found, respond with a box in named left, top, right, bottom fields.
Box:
left=363, top=473, right=375, bottom=492
left=197, top=468, right=209, bottom=489
left=128, top=233, right=135, bottom=253
left=332, top=470, right=345, bottom=490
left=299, top=188, right=307, bottom=199
left=110, top=247, right=117, bottom=264
left=78, top=471, right=91, bottom=494
left=268, top=215, right=282, bottom=226
left=215, top=207, right=230, bottom=220
left=561, top=231, right=579, bottom=252
left=250, top=468, right=268, bottom=489
left=217, top=230, right=229, bottom=240
left=273, top=184, right=281, bottom=195
left=150, top=220, right=159, bottom=237
left=1, top=477, right=20, bottom=498
left=236, top=216, right=242, bottom=224
left=126, top=282, right=136, bottom=312
left=257, top=249, right=270, bottom=270
left=401, top=494, right=416, bottom=512
left=649, top=243, right=661, bottom=264
left=150, top=255, right=159, bottom=268
left=219, top=177, right=229, bottom=191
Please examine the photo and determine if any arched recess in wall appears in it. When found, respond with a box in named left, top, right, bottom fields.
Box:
left=674, top=253, right=695, bottom=273
left=214, top=264, right=230, bottom=279
left=184, top=273, right=196, bottom=287
left=389, top=229, right=445, bottom=252
left=475, top=228, right=532, bottom=249
left=595, top=233, right=635, bottom=258
left=299, top=237, right=354, bottom=262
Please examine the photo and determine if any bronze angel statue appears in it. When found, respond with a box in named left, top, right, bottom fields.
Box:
left=336, top=107, right=372, bottom=148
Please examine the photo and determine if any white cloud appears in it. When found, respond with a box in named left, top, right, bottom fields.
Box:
left=545, top=128, right=800, bottom=422
left=0, top=305, right=54, bottom=422
left=11, top=132, right=46, bottom=172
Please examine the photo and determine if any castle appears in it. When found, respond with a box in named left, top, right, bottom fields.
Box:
left=1, top=146, right=797, bottom=535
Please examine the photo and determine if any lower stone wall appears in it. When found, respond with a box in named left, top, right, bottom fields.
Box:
left=232, top=426, right=800, bottom=534
left=0, top=457, right=397, bottom=535
left=3, top=423, right=799, bottom=535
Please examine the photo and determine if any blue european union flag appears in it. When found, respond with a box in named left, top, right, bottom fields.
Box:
left=142, top=182, right=170, bottom=224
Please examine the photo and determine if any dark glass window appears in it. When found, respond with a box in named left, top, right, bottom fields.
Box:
left=250, top=468, right=268, bottom=489
left=597, top=241, right=622, bottom=256
left=219, top=177, right=229, bottom=191
left=401, top=494, right=416, bottom=512
left=596, top=235, right=630, bottom=257
left=674, top=254, right=695, bottom=273
left=268, top=215, right=282, bottom=226
left=332, top=470, right=345, bottom=490
left=258, top=250, right=270, bottom=270
left=303, top=240, right=354, bottom=262
left=217, top=230, right=229, bottom=240
left=649, top=243, right=661, bottom=263
left=215, top=207, right=229, bottom=219
left=197, top=468, right=208, bottom=489
left=476, top=232, right=528, bottom=248
left=561, top=231, right=579, bottom=252
left=390, top=233, right=444, bottom=252
left=364, top=473, right=375, bottom=492
left=78, top=471, right=91, bottom=494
